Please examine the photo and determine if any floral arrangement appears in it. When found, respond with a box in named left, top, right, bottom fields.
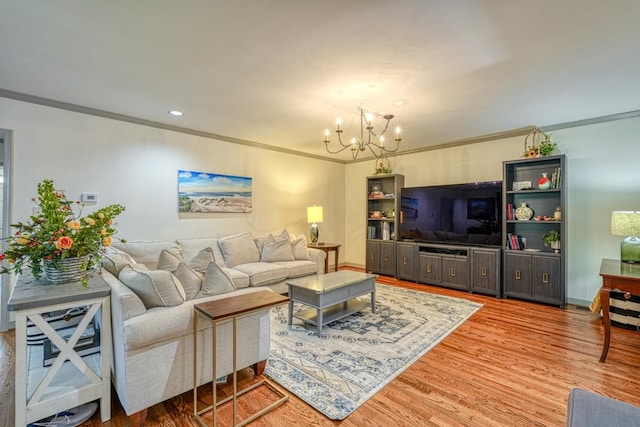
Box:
left=523, top=130, right=557, bottom=158
left=0, top=179, right=125, bottom=281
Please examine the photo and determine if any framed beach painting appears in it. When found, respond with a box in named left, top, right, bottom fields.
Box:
left=178, top=170, right=252, bottom=213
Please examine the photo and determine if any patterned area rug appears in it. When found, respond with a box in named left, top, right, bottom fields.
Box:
left=265, top=284, right=482, bottom=420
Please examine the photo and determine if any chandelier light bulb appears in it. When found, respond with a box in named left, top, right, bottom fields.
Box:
left=324, top=129, right=330, bottom=142
left=365, top=112, right=374, bottom=124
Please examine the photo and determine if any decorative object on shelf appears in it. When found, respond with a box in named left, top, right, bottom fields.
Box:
left=538, top=173, right=551, bottom=189
left=610, top=211, right=640, bottom=263
left=307, top=205, right=324, bottom=243
left=512, top=180, right=533, bottom=191
left=0, top=179, right=125, bottom=286
left=523, top=128, right=557, bottom=158
left=514, top=202, right=534, bottom=221
left=323, top=106, right=402, bottom=160
left=369, top=184, right=384, bottom=198
left=542, top=230, right=561, bottom=253
left=373, top=155, right=393, bottom=175
left=554, top=206, right=562, bottom=220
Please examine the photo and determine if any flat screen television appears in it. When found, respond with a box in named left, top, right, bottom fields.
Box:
left=399, top=181, right=502, bottom=247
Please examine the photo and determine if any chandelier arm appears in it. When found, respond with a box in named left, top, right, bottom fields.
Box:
left=324, top=143, right=352, bottom=155
left=366, top=140, right=401, bottom=154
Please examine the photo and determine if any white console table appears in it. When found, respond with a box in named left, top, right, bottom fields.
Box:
left=7, top=272, right=111, bottom=425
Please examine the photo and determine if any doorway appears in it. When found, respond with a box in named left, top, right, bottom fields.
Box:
left=0, top=129, right=12, bottom=331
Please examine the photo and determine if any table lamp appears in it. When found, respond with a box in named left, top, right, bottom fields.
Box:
left=307, top=205, right=323, bottom=244
left=610, top=211, right=640, bottom=263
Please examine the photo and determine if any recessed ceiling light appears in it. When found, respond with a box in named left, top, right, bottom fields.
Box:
left=168, top=110, right=184, bottom=117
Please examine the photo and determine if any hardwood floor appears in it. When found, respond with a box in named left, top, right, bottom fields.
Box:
left=3, top=271, right=640, bottom=426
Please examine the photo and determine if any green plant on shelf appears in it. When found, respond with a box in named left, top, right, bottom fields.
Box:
left=542, top=230, right=560, bottom=247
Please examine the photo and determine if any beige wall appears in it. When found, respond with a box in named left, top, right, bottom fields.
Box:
left=3, top=96, right=640, bottom=306
left=0, top=98, right=346, bottom=258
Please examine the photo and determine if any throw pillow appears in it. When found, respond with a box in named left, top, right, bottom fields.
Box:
left=102, top=247, right=137, bottom=276
left=260, top=238, right=295, bottom=262
left=197, top=262, right=236, bottom=298
left=218, top=232, right=260, bottom=267
left=273, top=229, right=290, bottom=242
left=188, top=247, right=216, bottom=273
left=119, top=265, right=186, bottom=309
left=291, top=234, right=311, bottom=260
left=156, top=248, right=182, bottom=271
left=172, top=262, right=204, bottom=300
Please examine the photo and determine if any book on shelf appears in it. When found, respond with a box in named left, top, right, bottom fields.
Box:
left=507, top=233, right=527, bottom=250
left=506, top=203, right=513, bottom=220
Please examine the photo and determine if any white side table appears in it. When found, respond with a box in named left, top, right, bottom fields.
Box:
left=7, top=272, right=111, bottom=425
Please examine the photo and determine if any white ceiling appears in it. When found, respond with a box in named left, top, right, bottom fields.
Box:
left=2, top=0, right=640, bottom=162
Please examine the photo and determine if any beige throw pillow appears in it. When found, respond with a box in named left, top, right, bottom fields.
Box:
left=197, top=262, right=237, bottom=298
left=218, top=232, right=260, bottom=267
left=291, top=234, right=311, bottom=260
left=172, top=262, right=204, bottom=300
left=156, top=248, right=182, bottom=271
left=119, top=265, right=186, bottom=309
left=261, top=238, right=295, bottom=262
left=188, top=247, right=216, bottom=273
left=102, top=246, right=137, bottom=276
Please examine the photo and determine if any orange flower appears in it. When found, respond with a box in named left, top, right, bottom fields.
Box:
left=55, top=236, right=73, bottom=250
left=84, top=217, right=96, bottom=226
left=100, top=228, right=108, bottom=235
left=527, top=149, right=537, bottom=158
left=17, top=237, right=29, bottom=245
left=97, top=213, right=105, bottom=219
left=68, top=221, right=81, bottom=230
left=102, top=236, right=112, bottom=247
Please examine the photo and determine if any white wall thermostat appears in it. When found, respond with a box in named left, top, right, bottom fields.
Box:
left=80, top=193, right=99, bottom=204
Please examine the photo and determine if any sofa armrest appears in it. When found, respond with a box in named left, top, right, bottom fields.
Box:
left=101, top=269, right=147, bottom=322
left=308, top=248, right=326, bottom=275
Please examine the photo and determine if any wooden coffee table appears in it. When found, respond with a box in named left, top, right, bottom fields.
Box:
left=287, top=270, right=377, bottom=337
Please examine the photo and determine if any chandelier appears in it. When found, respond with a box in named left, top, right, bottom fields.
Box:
left=323, top=107, right=402, bottom=160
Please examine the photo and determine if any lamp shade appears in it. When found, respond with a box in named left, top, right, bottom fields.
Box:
left=307, top=206, right=324, bottom=223
left=610, top=211, right=640, bottom=236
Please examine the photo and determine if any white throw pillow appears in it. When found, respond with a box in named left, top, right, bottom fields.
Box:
left=218, top=232, right=260, bottom=267
left=102, top=246, right=137, bottom=276
left=197, top=262, right=237, bottom=298
left=261, top=238, right=295, bottom=262
left=291, top=234, right=311, bottom=261
left=119, top=265, right=186, bottom=309
left=156, top=248, right=182, bottom=271
left=188, top=247, right=216, bottom=273
left=172, top=262, right=204, bottom=300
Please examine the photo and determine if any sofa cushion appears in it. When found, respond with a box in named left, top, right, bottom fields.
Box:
left=222, top=267, right=250, bottom=289
left=197, top=262, right=236, bottom=298
left=102, top=246, right=137, bottom=276
left=156, top=249, right=183, bottom=271
left=273, top=260, right=318, bottom=278
left=113, top=240, right=182, bottom=270
left=232, top=262, right=289, bottom=286
left=218, top=232, right=260, bottom=267
left=260, top=238, right=294, bottom=262
left=172, top=262, right=203, bottom=300
left=291, top=234, right=311, bottom=261
left=119, top=265, right=186, bottom=309
left=178, top=238, right=226, bottom=268
left=188, top=247, right=216, bottom=273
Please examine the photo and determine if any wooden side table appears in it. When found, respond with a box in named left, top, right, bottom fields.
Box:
left=308, top=243, right=341, bottom=274
left=7, top=272, right=111, bottom=425
left=193, top=291, right=289, bottom=427
left=598, top=258, right=640, bottom=362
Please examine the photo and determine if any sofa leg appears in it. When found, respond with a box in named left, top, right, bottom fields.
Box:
left=253, top=360, right=267, bottom=376
left=129, top=408, right=148, bottom=427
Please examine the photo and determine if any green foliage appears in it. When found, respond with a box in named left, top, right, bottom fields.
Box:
left=0, top=179, right=125, bottom=280
left=542, top=229, right=560, bottom=246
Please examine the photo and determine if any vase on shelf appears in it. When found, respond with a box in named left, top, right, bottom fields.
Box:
left=538, top=173, right=551, bottom=190
left=514, top=202, right=534, bottom=221
left=43, top=255, right=92, bottom=284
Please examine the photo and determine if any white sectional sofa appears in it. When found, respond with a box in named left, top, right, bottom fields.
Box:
left=101, top=231, right=325, bottom=426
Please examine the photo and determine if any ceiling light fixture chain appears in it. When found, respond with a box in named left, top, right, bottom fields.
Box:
left=323, top=107, right=402, bottom=160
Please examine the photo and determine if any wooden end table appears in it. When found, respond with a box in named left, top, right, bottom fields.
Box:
left=308, top=242, right=341, bottom=274
left=193, top=291, right=289, bottom=427
left=598, top=258, right=640, bottom=362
